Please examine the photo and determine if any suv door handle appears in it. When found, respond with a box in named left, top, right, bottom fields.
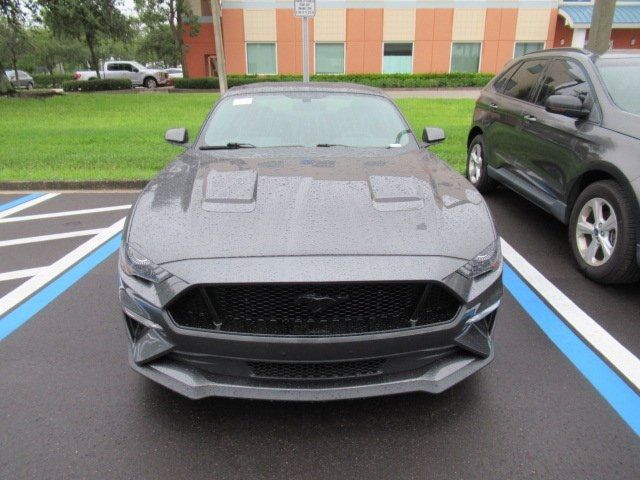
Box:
left=523, top=114, right=537, bottom=122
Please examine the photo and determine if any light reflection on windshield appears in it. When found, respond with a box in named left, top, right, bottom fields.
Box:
left=597, top=57, right=640, bottom=115
left=201, top=92, right=417, bottom=149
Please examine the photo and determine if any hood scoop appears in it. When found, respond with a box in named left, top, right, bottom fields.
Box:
left=202, top=169, right=257, bottom=213
left=367, top=175, right=424, bottom=211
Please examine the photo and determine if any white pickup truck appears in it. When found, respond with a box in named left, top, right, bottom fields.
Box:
left=74, top=61, right=169, bottom=88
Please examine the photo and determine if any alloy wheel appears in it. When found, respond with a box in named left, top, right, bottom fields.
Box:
left=575, top=197, right=618, bottom=267
left=468, top=143, right=483, bottom=184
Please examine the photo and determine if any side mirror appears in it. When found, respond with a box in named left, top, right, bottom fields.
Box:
left=165, top=128, right=189, bottom=145
left=422, top=127, right=446, bottom=145
left=545, top=94, right=590, bottom=119
left=132, top=68, right=139, bottom=73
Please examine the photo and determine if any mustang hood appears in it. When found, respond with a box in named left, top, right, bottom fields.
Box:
left=127, top=150, right=495, bottom=264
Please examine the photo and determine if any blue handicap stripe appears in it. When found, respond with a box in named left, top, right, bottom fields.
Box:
left=504, top=263, right=640, bottom=437
left=0, top=193, right=44, bottom=213
left=0, top=234, right=122, bottom=342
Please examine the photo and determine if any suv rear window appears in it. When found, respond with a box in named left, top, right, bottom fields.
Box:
left=501, top=59, right=547, bottom=102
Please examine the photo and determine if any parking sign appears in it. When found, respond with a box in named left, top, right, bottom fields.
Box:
left=294, top=0, right=315, bottom=18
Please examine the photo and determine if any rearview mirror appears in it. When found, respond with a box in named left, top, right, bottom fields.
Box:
left=422, top=127, right=446, bottom=145
left=165, top=128, right=189, bottom=145
left=545, top=95, right=590, bottom=119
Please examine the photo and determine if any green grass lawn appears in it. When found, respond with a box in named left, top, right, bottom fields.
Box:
left=0, top=93, right=473, bottom=182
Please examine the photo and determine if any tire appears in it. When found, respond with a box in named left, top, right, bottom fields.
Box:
left=143, top=77, right=157, bottom=89
left=569, top=180, right=640, bottom=284
left=466, top=134, right=497, bottom=194
left=27, top=82, right=33, bottom=90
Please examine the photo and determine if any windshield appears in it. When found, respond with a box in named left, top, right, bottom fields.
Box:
left=200, top=92, right=416, bottom=148
left=130, top=61, right=145, bottom=71
left=596, top=57, right=640, bottom=115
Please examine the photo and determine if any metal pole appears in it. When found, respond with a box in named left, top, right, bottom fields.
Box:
left=302, top=16, right=309, bottom=82
left=587, top=0, right=616, bottom=54
left=211, top=0, right=228, bottom=94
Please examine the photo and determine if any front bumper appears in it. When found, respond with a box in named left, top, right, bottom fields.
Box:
left=129, top=347, right=494, bottom=401
left=118, top=256, right=502, bottom=401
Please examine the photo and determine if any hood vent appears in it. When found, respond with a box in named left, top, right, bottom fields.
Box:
left=367, top=175, right=424, bottom=211
left=202, top=169, right=257, bottom=213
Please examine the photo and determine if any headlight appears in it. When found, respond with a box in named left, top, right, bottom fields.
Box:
left=119, top=243, right=170, bottom=283
left=457, top=239, right=501, bottom=279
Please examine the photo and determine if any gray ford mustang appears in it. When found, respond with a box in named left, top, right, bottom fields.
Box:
left=118, top=83, right=502, bottom=400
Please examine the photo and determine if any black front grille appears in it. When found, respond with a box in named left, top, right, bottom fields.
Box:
left=248, top=359, right=385, bottom=380
left=168, top=282, right=460, bottom=336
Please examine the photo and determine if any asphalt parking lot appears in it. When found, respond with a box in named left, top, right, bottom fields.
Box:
left=0, top=190, right=639, bottom=479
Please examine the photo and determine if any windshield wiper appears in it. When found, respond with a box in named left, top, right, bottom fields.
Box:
left=394, top=129, right=412, bottom=144
left=317, top=143, right=350, bottom=147
left=200, top=142, right=256, bottom=150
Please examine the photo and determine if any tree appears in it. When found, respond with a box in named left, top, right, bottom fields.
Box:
left=137, top=24, right=180, bottom=67
left=21, top=27, right=88, bottom=75
left=39, top=0, right=131, bottom=78
left=0, top=17, right=31, bottom=81
left=134, top=0, right=198, bottom=77
left=0, top=0, right=31, bottom=94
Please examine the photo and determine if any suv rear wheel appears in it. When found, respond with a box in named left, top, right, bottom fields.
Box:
left=466, top=135, right=496, bottom=193
left=569, top=180, right=640, bottom=284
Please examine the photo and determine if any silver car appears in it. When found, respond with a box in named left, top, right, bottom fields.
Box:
left=4, top=70, right=34, bottom=89
left=118, top=83, right=503, bottom=401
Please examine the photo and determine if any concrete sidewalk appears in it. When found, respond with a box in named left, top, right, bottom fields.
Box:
left=168, top=86, right=482, bottom=99
left=385, top=87, right=481, bottom=99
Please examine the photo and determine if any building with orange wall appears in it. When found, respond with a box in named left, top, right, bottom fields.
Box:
left=184, top=1, right=640, bottom=78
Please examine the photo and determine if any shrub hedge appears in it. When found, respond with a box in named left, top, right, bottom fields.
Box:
left=62, top=79, right=133, bottom=92
left=32, top=73, right=75, bottom=88
left=174, top=73, right=493, bottom=90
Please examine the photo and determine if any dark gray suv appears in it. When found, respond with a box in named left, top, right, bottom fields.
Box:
left=467, top=48, right=640, bottom=284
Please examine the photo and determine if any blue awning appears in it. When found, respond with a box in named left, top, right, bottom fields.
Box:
left=559, top=4, right=640, bottom=28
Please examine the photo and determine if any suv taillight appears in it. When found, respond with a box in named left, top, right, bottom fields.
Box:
left=74, top=72, right=81, bottom=80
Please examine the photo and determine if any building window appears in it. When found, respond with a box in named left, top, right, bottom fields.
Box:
left=383, top=43, right=413, bottom=74
left=451, top=43, right=481, bottom=73
left=514, top=42, right=544, bottom=58
left=246, top=43, right=276, bottom=75
left=315, top=43, right=344, bottom=74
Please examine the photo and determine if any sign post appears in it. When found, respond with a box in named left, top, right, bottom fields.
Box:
left=294, top=0, right=315, bottom=82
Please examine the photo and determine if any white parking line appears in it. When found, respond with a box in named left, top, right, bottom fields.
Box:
left=0, top=193, right=59, bottom=219
left=0, top=218, right=126, bottom=317
left=0, top=205, right=131, bottom=224
left=501, top=238, right=640, bottom=390
left=0, top=228, right=105, bottom=248
left=0, top=267, right=46, bottom=282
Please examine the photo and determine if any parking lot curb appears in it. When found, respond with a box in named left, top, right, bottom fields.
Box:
left=0, top=180, right=148, bottom=191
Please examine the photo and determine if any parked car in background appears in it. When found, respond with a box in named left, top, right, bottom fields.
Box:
left=467, top=48, right=640, bottom=284
left=4, top=70, right=34, bottom=89
left=74, top=61, right=168, bottom=88
left=165, top=67, right=183, bottom=86
left=165, top=67, right=183, bottom=79
left=119, top=82, right=502, bottom=401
